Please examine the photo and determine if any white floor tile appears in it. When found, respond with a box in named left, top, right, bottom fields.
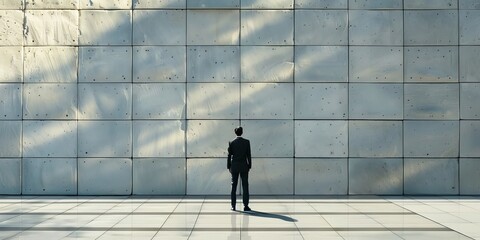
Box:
left=189, top=231, right=240, bottom=240
left=241, top=231, right=304, bottom=240
left=338, top=231, right=403, bottom=240
left=393, top=231, right=472, bottom=240
left=151, top=230, right=191, bottom=240
left=301, top=231, right=344, bottom=240
left=96, top=230, right=157, bottom=240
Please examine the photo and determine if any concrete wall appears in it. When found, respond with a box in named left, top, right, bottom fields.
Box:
left=1, top=0, right=479, bottom=195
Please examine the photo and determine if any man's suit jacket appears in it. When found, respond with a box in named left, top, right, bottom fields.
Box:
left=227, top=137, right=252, bottom=173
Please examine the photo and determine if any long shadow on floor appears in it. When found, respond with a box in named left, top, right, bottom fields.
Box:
left=240, top=210, right=297, bottom=222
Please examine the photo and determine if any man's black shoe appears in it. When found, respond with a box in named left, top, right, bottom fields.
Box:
left=231, top=206, right=236, bottom=211
left=244, top=206, right=251, bottom=211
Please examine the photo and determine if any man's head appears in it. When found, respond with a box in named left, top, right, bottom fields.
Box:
left=234, top=127, right=243, bottom=136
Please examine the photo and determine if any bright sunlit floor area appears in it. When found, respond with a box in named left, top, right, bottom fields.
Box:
left=0, top=196, right=479, bottom=239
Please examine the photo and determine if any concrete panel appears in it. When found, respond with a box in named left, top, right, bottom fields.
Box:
left=187, top=10, right=239, bottom=45
left=25, top=10, right=78, bottom=45
left=405, top=47, right=458, bottom=82
left=22, top=158, right=77, bottom=195
left=241, top=0, right=292, bottom=9
left=79, top=10, right=131, bottom=45
left=404, top=10, right=458, bottom=45
left=78, top=47, right=132, bottom=83
left=23, top=121, right=77, bottom=157
left=133, top=10, right=185, bottom=45
left=460, top=46, right=480, bottom=82
left=0, top=47, right=22, bottom=82
left=241, top=120, right=294, bottom=158
left=460, top=0, right=480, bottom=9
left=250, top=158, right=293, bottom=195
left=133, top=120, right=185, bottom=157
left=461, top=83, right=480, bottom=119
left=78, top=83, right=132, bottom=119
left=241, top=83, right=293, bottom=119
left=349, top=121, right=403, bottom=158
left=349, top=47, right=403, bottom=82
left=26, top=0, right=78, bottom=9
left=295, top=0, right=346, bottom=9
left=187, top=46, right=240, bottom=82
left=460, top=158, right=480, bottom=195
left=241, top=46, right=293, bottom=82
left=460, top=121, right=480, bottom=157
left=349, top=10, right=403, bottom=45
left=0, top=10, right=23, bottom=45
left=295, top=46, right=347, bottom=82
left=0, top=1, right=24, bottom=9
left=24, top=47, right=77, bottom=83
left=133, top=0, right=185, bottom=9
left=404, top=84, right=459, bottom=120
left=0, top=84, right=22, bottom=120
left=187, top=0, right=239, bottom=8
left=133, top=46, right=185, bottom=82
left=187, top=120, right=239, bottom=157
left=404, top=121, right=459, bottom=157
left=460, top=10, right=480, bottom=45
left=404, top=158, right=458, bottom=195
left=0, top=121, right=21, bottom=157
left=349, top=0, right=402, bottom=9
left=133, top=158, right=186, bottom=195
left=187, top=158, right=230, bottom=195
left=295, top=10, right=348, bottom=45
left=404, top=0, right=457, bottom=9
left=24, top=85, right=75, bottom=117
left=187, top=83, right=239, bottom=119
left=349, top=84, right=403, bottom=119
left=241, top=10, right=293, bottom=45
left=79, top=0, right=131, bottom=9
left=295, top=158, right=347, bottom=195
left=0, top=159, right=21, bottom=194
left=295, top=83, right=348, bottom=119
left=78, top=121, right=132, bottom=157
left=295, top=121, right=348, bottom=157
left=349, top=158, right=403, bottom=195
left=133, top=83, right=185, bottom=119
left=78, top=158, right=132, bottom=195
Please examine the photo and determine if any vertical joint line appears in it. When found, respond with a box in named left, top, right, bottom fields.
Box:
left=292, top=0, right=296, bottom=196
left=239, top=6, right=242, bottom=127
left=346, top=0, right=350, bottom=196
left=131, top=7, right=134, bottom=196
left=185, top=6, right=188, bottom=196
left=21, top=3, right=26, bottom=195
left=457, top=0, right=461, bottom=195
left=76, top=5, right=81, bottom=196
left=402, top=0, right=405, bottom=195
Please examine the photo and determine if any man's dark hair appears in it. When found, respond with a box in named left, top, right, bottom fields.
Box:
left=234, top=127, right=243, bottom=136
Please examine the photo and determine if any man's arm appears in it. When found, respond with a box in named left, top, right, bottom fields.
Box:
left=246, top=140, right=252, bottom=169
left=227, top=141, right=232, bottom=170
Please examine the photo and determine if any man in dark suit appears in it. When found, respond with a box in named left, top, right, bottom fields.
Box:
left=227, top=127, right=252, bottom=211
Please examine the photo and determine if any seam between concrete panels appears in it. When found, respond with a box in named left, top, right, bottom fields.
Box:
left=21, top=2, right=26, bottom=195
left=76, top=6, right=80, bottom=196
left=130, top=8, right=134, bottom=195
left=402, top=0, right=405, bottom=196
left=457, top=2, right=461, bottom=195
left=346, top=0, right=350, bottom=195
left=184, top=5, right=188, bottom=196
left=292, top=0, right=296, bottom=196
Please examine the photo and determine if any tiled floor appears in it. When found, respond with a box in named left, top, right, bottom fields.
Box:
left=0, top=196, right=479, bottom=239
